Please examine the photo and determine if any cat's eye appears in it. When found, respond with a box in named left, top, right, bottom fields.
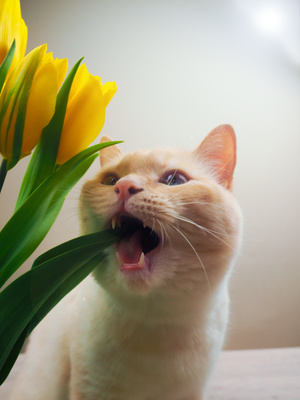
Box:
left=102, top=175, right=119, bottom=186
left=159, top=170, right=189, bottom=186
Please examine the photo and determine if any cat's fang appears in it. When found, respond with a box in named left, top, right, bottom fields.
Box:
left=138, top=252, right=145, bottom=267
left=111, top=215, right=117, bottom=229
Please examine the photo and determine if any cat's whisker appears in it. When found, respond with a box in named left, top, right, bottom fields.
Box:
left=161, top=220, right=171, bottom=246
left=170, top=224, right=211, bottom=293
left=165, top=211, right=236, bottom=249
left=158, top=220, right=165, bottom=247
left=172, top=212, right=228, bottom=237
left=151, top=217, right=155, bottom=233
left=155, top=218, right=170, bottom=248
left=142, top=216, right=150, bottom=227
left=167, top=169, right=178, bottom=186
left=172, top=201, right=224, bottom=210
left=167, top=180, right=199, bottom=201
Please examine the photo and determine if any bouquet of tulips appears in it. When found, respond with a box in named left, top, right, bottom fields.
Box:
left=0, top=0, right=121, bottom=383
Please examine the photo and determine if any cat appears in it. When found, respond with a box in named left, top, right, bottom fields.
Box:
left=9, top=124, right=242, bottom=400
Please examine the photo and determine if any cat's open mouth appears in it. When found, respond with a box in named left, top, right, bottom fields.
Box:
left=110, top=214, right=160, bottom=272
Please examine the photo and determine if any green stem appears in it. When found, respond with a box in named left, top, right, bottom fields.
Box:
left=0, top=159, right=8, bottom=193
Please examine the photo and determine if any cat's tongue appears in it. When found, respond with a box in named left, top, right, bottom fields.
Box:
left=116, top=231, right=148, bottom=271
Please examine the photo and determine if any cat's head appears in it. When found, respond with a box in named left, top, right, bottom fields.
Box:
left=80, top=125, right=242, bottom=299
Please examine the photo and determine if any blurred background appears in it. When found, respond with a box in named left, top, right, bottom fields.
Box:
left=1, top=0, right=299, bottom=350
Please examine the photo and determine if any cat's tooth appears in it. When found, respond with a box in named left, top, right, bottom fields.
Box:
left=138, top=252, right=145, bottom=266
left=111, top=216, right=117, bottom=229
left=143, top=222, right=147, bottom=229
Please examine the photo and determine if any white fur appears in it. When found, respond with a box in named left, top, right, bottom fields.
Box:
left=9, top=126, right=242, bottom=400
left=9, top=269, right=233, bottom=400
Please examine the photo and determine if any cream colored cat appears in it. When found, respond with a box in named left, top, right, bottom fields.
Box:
left=9, top=124, right=242, bottom=400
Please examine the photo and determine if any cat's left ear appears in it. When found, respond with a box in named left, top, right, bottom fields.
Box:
left=194, top=125, right=236, bottom=190
left=99, top=136, right=123, bottom=167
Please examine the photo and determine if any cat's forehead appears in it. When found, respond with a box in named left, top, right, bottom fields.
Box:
left=114, top=148, right=194, bottom=175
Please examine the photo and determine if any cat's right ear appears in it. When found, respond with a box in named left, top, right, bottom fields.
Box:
left=194, top=125, right=237, bottom=190
left=99, top=136, right=123, bottom=167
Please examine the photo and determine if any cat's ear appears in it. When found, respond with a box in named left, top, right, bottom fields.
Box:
left=99, top=136, right=122, bottom=167
left=194, top=125, right=236, bottom=189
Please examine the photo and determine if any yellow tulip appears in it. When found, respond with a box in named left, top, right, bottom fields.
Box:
left=0, top=44, right=68, bottom=167
left=0, top=0, right=27, bottom=77
left=22, top=51, right=68, bottom=156
left=56, top=64, right=117, bottom=165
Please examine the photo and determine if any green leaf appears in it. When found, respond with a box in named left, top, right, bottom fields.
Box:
left=0, top=158, right=8, bottom=193
left=28, top=229, right=123, bottom=333
left=0, top=327, right=29, bottom=386
left=0, top=40, right=16, bottom=93
left=15, top=58, right=84, bottom=209
left=0, top=229, right=121, bottom=384
left=0, top=141, right=122, bottom=287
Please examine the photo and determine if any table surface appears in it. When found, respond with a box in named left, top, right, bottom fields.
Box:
left=206, top=346, right=300, bottom=400
left=1, top=347, right=299, bottom=399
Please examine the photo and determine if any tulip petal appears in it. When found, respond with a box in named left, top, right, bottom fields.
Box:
left=54, top=57, right=68, bottom=89
left=43, top=52, right=68, bottom=89
left=103, top=81, right=117, bottom=107
left=22, top=61, right=58, bottom=156
left=56, top=74, right=106, bottom=165
left=0, top=45, right=48, bottom=167
left=0, top=101, right=17, bottom=160
left=68, top=63, right=89, bottom=101
left=0, top=0, right=27, bottom=76
left=55, top=63, right=117, bottom=165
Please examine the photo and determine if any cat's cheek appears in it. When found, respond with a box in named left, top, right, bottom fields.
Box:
left=91, top=252, right=115, bottom=286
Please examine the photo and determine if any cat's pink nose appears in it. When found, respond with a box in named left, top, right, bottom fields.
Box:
left=114, top=179, right=144, bottom=201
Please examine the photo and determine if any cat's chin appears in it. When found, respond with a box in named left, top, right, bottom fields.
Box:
left=116, top=243, right=162, bottom=275
left=108, top=245, right=161, bottom=295
left=117, top=249, right=151, bottom=272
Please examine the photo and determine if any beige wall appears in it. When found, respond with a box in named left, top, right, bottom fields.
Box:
left=1, top=0, right=299, bottom=350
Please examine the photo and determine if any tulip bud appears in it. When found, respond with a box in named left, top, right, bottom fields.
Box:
left=0, top=44, right=68, bottom=169
left=56, top=64, right=117, bottom=165
left=0, top=0, right=27, bottom=78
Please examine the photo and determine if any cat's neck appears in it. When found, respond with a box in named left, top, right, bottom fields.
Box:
left=88, top=272, right=229, bottom=327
